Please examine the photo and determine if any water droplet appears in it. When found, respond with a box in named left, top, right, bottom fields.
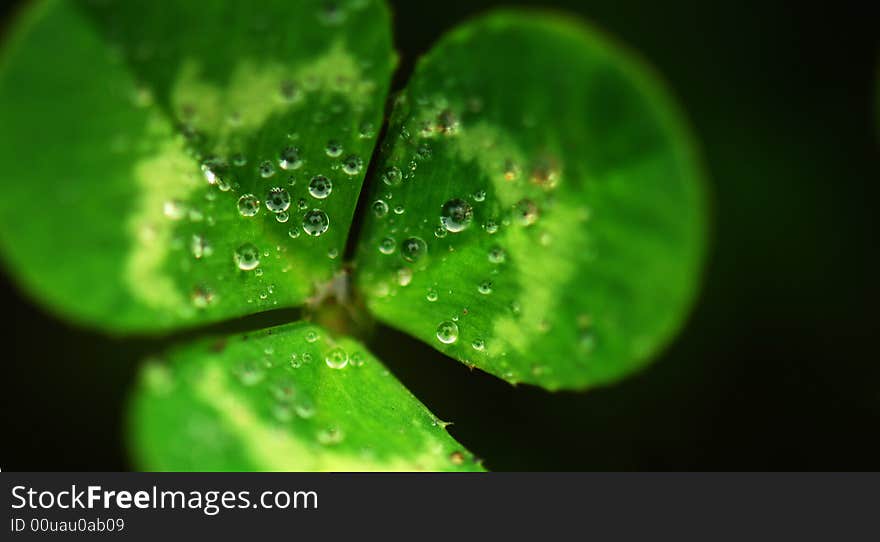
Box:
left=200, top=158, right=226, bottom=185
left=503, top=159, right=520, bottom=181
left=305, top=330, right=319, bottom=344
left=510, top=301, right=522, bottom=317
left=324, top=140, right=343, bottom=158
left=232, top=153, right=247, bottom=167
left=379, top=237, right=396, bottom=255
left=473, top=189, right=486, bottom=202
left=472, top=338, right=485, bottom=351
left=440, top=198, right=473, bottom=232
left=308, top=175, right=333, bottom=199
left=401, top=237, right=427, bottom=262
left=271, top=378, right=298, bottom=402
left=190, top=234, right=213, bottom=259
left=434, top=226, right=447, bottom=238
left=488, top=246, right=506, bottom=264
left=359, top=122, right=376, bottom=139
left=327, top=248, right=338, bottom=259
left=297, top=198, right=308, bottom=210
left=483, top=220, right=499, bottom=234
left=417, top=143, right=432, bottom=160
left=163, top=200, right=186, bottom=220
left=302, top=209, right=330, bottom=236
left=324, top=346, right=349, bottom=369
left=382, top=166, right=402, bottom=186
left=514, top=199, right=539, bottom=226
left=530, top=157, right=560, bottom=189
left=351, top=351, right=365, bottom=367
left=436, top=109, right=459, bottom=135
left=295, top=399, right=316, bottom=419
left=478, top=280, right=493, bottom=295
left=290, top=353, right=302, bottom=369
left=372, top=200, right=389, bottom=217
left=259, top=160, right=276, bottom=178
left=397, top=267, right=413, bottom=286
left=234, top=361, right=264, bottom=386
left=426, top=288, right=438, bottom=302
left=393, top=205, right=405, bottom=215
left=272, top=403, right=293, bottom=422
left=288, top=227, right=301, bottom=239
left=317, top=427, right=345, bottom=445
left=237, top=194, right=260, bottom=217
left=279, top=146, right=303, bottom=170
left=191, top=285, right=215, bottom=308
left=261, top=187, right=290, bottom=214
left=234, top=243, right=260, bottom=271
left=217, top=177, right=232, bottom=192
left=275, top=211, right=290, bottom=223
left=341, top=155, right=363, bottom=175
left=279, top=80, right=302, bottom=103
left=436, top=321, right=459, bottom=344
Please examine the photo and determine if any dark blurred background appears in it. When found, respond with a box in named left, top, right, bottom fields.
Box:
left=2, top=0, right=878, bottom=470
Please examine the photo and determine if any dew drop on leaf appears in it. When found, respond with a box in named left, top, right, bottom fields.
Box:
left=234, top=360, right=264, bottom=386
left=279, top=80, right=302, bottom=103
left=163, top=200, right=186, bottom=220
left=279, top=146, right=303, bottom=170
left=190, top=285, right=214, bottom=308
left=401, top=236, right=427, bottom=262
left=379, top=236, right=396, bottom=255
left=358, top=122, right=375, bottom=139
left=397, top=267, right=413, bottom=286
left=190, top=234, right=212, bottom=259
left=440, top=198, right=473, bottom=232
left=234, top=243, right=260, bottom=271
left=317, top=427, right=345, bottom=445
left=302, top=209, right=330, bottom=236
left=382, top=166, right=402, bottom=186
left=265, top=187, right=291, bottom=213
left=324, top=140, right=343, bottom=158
left=295, top=399, right=316, bottom=419
left=372, top=200, right=389, bottom=217
left=237, top=194, right=260, bottom=217
left=259, top=160, right=276, bottom=178
left=514, top=198, right=539, bottom=226
left=200, top=157, right=225, bottom=185
left=324, top=346, right=349, bottom=369
left=341, top=155, right=363, bottom=175
left=436, top=320, right=459, bottom=344
left=488, top=246, right=506, bottom=264
left=308, top=175, right=333, bottom=199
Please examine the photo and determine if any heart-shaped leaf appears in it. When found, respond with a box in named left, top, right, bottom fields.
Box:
left=131, top=321, right=482, bottom=471
left=354, top=11, right=708, bottom=390
left=0, top=0, right=394, bottom=332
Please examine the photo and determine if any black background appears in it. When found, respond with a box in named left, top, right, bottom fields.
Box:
left=2, top=0, right=878, bottom=470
